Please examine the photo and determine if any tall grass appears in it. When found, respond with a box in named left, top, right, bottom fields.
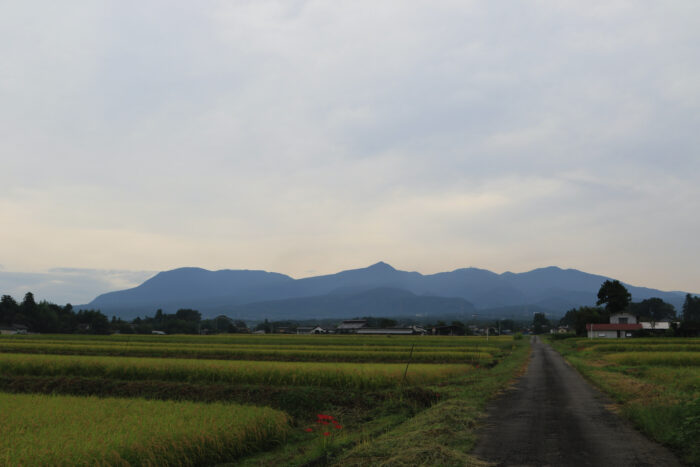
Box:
left=0, top=392, right=289, bottom=466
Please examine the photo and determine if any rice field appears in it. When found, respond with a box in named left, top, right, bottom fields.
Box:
left=0, top=339, right=496, bottom=363
left=0, top=352, right=474, bottom=389
left=0, top=392, right=289, bottom=466
left=0, top=332, right=520, bottom=465
left=603, top=351, right=700, bottom=367
left=0, top=332, right=516, bottom=347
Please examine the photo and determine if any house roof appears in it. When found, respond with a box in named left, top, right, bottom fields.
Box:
left=586, top=323, right=643, bottom=331
left=337, top=320, right=368, bottom=330
left=356, top=328, right=415, bottom=335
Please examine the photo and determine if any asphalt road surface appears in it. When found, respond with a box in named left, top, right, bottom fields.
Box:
left=472, top=336, right=682, bottom=467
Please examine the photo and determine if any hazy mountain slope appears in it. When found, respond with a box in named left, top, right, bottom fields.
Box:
left=79, top=262, right=692, bottom=320
left=86, top=268, right=293, bottom=318
left=220, top=287, right=476, bottom=321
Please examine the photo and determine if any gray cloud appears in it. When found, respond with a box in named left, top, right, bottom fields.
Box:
left=0, top=269, right=156, bottom=305
left=0, top=1, right=698, bottom=293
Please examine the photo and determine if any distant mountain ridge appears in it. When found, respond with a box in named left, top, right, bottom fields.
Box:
left=80, top=262, right=693, bottom=321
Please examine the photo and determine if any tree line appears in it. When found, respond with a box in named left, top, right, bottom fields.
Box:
left=0, top=292, right=247, bottom=335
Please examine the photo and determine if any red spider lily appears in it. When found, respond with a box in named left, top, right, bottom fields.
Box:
left=334, top=424, right=342, bottom=430
left=304, top=428, right=313, bottom=432
left=323, top=432, right=330, bottom=436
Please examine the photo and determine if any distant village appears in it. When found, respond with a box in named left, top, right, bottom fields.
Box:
left=248, top=319, right=509, bottom=336
left=2, top=281, right=699, bottom=337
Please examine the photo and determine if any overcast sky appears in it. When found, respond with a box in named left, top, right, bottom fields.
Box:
left=1, top=1, right=699, bottom=304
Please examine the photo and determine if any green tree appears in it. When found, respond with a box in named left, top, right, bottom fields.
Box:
left=629, top=298, right=676, bottom=323
left=175, top=309, right=201, bottom=322
left=532, top=312, right=550, bottom=334
left=255, top=319, right=272, bottom=333
left=378, top=318, right=398, bottom=328
left=596, top=280, right=631, bottom=314
left=682, top=294, right=700, bottom=325
left=559, top=306, right=608, bottom=336
left=0, top=295, right=19, bottom=324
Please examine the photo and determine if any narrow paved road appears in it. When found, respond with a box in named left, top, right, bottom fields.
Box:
left=472, top=337, right=681, bottom=466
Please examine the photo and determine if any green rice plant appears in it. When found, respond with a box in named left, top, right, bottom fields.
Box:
left=591, top=344, right=700, bottom=353
left=0, top=333, right=513, bottom=350
left=0, top=354, right=473, bottom=389
left=642, top=367, right=700, bottom=393
left=603, top=352, right=700, bottom=367
left=0, top=340, right=493, bottom=364
left=0, top=392, right=289, bottom=466
left=0, top=336, right=499, bottom=363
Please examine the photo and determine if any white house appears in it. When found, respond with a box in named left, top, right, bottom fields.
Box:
left=586, top=313, right=642, bottom=339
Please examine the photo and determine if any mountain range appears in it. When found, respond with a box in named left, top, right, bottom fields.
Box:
left=79, top=262, right=692, bottom=321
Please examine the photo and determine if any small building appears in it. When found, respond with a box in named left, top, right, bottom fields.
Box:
left=296, top=326, right=326, bottom=334
left=0, top=324, right=28, bottom=335
left=335, top=320, right=368, bottom=334
left=640, top=321, right=671, bottom=330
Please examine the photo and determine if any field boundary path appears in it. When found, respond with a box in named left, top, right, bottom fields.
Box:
left=472, top=336, right=682, bottom=467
